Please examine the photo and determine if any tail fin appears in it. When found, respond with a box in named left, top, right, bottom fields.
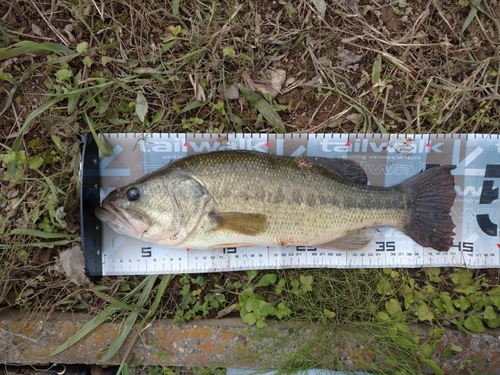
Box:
left=400, top=165, right=456, bottom=251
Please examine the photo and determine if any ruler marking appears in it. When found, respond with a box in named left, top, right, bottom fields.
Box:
left=95, top=133, right=500, bottom=274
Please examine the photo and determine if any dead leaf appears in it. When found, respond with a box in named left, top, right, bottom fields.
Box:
left=225, top=84, right=239, bottom=100
left=312, top=0, right=326, bottom=18
left=31, top=23, right=44, bottom=37
left=135, top=91, right=148, bottom=122
left=254, top=83, right=278, bottom=98
left=241, top=70, right=256, bottom=92
left=64, top=24, right=76, bottom=43
left=337, top=46, right=364, bottom=66
left=255, top=13, right=262, bottom=35
left=54, top=245, right=88, bottom=286
left=188, top=74, right=206, bottom=101
left=254, top=69, right=287, bottom=99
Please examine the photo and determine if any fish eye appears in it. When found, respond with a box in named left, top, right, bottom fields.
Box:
left=126, top=187, right=141, bottom=202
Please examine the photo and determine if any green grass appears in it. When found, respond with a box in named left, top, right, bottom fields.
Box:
left=1, top=0, right=500, bottom=373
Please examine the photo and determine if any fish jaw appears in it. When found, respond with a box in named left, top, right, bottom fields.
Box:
left=94, top=201, right=151, bottom=240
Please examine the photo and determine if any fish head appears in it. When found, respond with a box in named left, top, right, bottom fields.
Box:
left=94, top=178, right=181, bottom=243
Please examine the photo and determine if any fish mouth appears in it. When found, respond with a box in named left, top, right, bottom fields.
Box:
left=94, top=201, right=150, bottom=238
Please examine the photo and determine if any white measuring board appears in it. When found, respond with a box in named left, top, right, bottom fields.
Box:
left=80, top=133, right=500, bottom=276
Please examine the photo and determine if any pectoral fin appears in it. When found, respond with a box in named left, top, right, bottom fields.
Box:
left=210, top=212, right=268, bottom=236
left=316, top=229, right=373, bottom=250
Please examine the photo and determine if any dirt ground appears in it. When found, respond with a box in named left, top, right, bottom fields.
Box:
left=3, top=0, right=499, bottom=136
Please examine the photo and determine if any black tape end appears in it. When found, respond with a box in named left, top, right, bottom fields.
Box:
left=80, top=133, right=103, bottom=278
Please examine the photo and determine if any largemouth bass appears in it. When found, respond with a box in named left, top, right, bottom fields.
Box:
left=95, top=150, right=456, bottom=251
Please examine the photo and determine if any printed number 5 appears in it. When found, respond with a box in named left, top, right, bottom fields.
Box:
left=477, top=165, right=500, bottom=236
left=141, top=247, right=152, bottom=257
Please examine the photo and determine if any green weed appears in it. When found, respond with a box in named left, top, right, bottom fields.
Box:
left=174, top=274, right=228, bottom=322
left=378, top=268, right=500, bottom=333
left=51, top=275, right=173, bottom=375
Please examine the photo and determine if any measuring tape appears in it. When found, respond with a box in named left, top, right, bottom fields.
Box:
left=80, top=133, right=500, bottom=276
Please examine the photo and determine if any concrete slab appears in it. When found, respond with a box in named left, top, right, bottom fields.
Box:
left=1, top=309, right=500, bottom=374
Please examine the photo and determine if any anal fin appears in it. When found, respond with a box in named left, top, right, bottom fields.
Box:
left=315, top=229, right=373, bottom=251
left=210, top=212, right=268, bottom=236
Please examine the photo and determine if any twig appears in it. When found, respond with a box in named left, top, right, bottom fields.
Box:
left=208, top=4, right=242, bottom=45
left=29, top=0, right=70, bottom=46
left=0, top=327, right=37, bottom=342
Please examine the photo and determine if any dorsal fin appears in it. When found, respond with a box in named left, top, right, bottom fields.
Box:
left=304, top=157, right=368, bottom=185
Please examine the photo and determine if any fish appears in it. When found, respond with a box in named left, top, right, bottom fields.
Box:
left=94, top=150, right=456, bottom=251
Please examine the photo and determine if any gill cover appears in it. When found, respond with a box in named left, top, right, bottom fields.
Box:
left=156, top=170, right=214, bottom=246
